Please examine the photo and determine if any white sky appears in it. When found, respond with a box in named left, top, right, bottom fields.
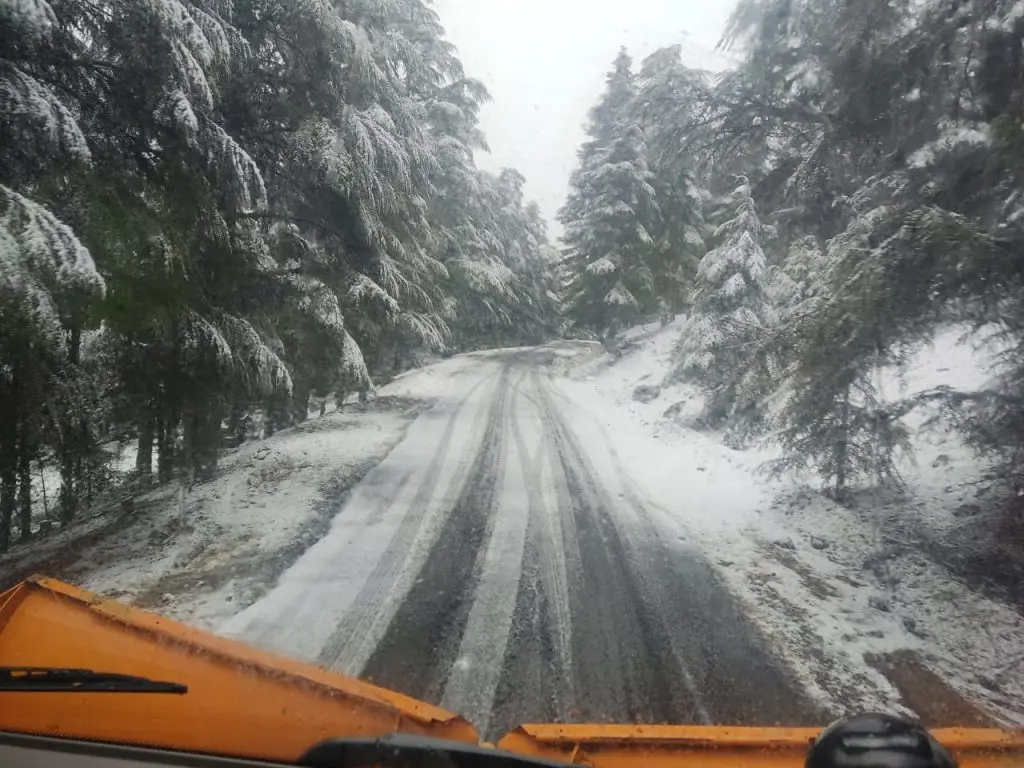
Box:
left=433, top=0, right=739, bottom=237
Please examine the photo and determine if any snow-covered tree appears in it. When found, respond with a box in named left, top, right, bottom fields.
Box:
left=0, top=0, right=559, bottom=540
left=559, top=48, right=662, bottom=337
left=764, top=205, right=924, bottom=498
left=444, top=169, right=558, bottom=347
left=548, top=0, right=1024, bottom=503
left=674, top=180, right=779, bottom=434
left=635, top=46, right=712, bottom=316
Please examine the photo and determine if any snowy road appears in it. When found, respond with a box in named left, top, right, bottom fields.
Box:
left=220, top=345, right=820, bottom=737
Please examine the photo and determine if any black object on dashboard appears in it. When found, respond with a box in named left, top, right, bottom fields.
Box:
left=806, top=713, right=957, bottom=768
left=299, top=734, right=572, bottom=768
left=0, top=666, right=188, bottom=693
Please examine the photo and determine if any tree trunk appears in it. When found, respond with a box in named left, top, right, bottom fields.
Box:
left=835, top=392, right=850, bottom=500
left=177, top=412, right=195, bottom=526
left=74, top=416, right=89, bottom=502
left=38, top=460, right=48, bottom=521
left=227, top=402, right=248, bottom=447
left=182, top=408, right=196, bottom=485
left=157, top=411, right=177, bottom=485
left=59, top=437, right=78, bottom=524
left=17, top=443, right=31, bottom=542
left=290, top=377, right=311, bottom=424
left=0, top=465, right=15, bottom=552
left=156, top=417, right=166, bottom=481
left=190, top=401, right=221, bottom=482
left=68, top=325, right=81, bottom=365
left=136, top=417, right=154, bottom=477
left=264, top=394, right=289, bottom=437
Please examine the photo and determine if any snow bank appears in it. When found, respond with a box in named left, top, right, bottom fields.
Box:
left=1, top=401, right=421, bottom=631
left=565, top=318, right=1024, bottom=725
left=380, top=350, right=502, bottom=400
left=93, top=406, right=419, bottom=630
left=2, top=351, right=506, bottom=631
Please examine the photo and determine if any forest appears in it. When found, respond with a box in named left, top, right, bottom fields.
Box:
left=0, top=0, right=559, bottom=549
left=5, top=0, right=1024, bottom=553
left=559, top=0, right=1024, bottom=502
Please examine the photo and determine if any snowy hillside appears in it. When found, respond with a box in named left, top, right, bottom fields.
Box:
left=0, top=354, right=503, bottom=629
left=562, top=319, right=1024, bottom=726
left=0, top=399, right=423, bottom=627
left=3, top=333, right=1021, bottom=730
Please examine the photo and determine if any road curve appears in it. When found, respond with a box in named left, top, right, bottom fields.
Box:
left=221, top=346, right=822, bottom=739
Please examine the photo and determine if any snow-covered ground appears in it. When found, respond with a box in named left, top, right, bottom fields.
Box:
left=0, top=353, right=502, bottom=630
left=560, top=318, right=1024, bottom=725
left=4, top=329, right=1021, bottom=728
left=0, top=398, right=425, bottom=629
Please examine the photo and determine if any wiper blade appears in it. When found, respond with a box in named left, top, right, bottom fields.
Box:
left=0, top=667, right=187, bottom=693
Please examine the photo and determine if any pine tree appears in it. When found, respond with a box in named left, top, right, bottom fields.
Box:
left=546, top=0, right=1024, bottom=503
left=0, top=0, right=561, bottom=536
left=764, top=206, right=922, bottom=499
left=674, top=180, right=778, bottom=434
left=559, top=48, right=662, bottom=338
left=636, top=45, right=711, bottom=316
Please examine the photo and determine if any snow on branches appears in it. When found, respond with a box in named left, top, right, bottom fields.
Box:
left=0, top=185, right=104, bottom=334
left=0, top=0, right=56, bottom=39
left=183, top=312, right=293, bottom=395
left=0, top=64, right=90, bottom=165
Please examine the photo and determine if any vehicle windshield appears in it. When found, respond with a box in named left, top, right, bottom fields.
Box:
left=1, top=0, right=1022, bottom=753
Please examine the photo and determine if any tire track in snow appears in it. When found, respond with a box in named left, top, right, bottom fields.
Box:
left=221, top=368, right=497, bottom=664
left=487, top=520, right=560, bottom=738
left=439, top=382, right=532, bottom=736
left=218, top=467, right=418, bottom=662
left=230, top=345, right=820, bottom=730
left=487, top=369, right=579, bottom=739
left=315, top=371, right=501, bottom=674
left=541, top=371, right=822, bottom=725
left=511, top=371, right=576, bottom=702
left=533, top=372, right=713, bottom=724
left=358, top=363, right=512, bottom=700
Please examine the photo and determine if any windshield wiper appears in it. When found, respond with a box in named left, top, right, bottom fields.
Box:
left=0, top=667, right=187, bottom=694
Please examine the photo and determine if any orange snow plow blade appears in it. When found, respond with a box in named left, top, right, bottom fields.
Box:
left=499, top=724, right=1024, bottom=768
left=0, top=576, right=477, bottom=761
left=2, top=577, right=1023, bottom=768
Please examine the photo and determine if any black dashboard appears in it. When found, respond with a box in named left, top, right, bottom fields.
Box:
left=0, top=731, right=572, bottom=768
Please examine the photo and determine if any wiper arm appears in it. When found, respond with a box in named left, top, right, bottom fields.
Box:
left=0, top=667, right=187, bottom=694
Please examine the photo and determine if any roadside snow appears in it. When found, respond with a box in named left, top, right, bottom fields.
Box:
left=0, top=401, right=421, bottom=631
left=92, top=406, right=419, bottom=629
left=561, top=319, right=1024, bottom=725
left=380, top=350, right=502, bottom=400
left=219, top=360, right=499, bottom=663
left=1, top=352, right=504, bottom=629
left=0, top=351, right=519, bottom=634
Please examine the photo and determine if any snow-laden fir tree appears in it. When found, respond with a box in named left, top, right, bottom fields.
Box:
left=0, top=0, right=561, bottom=544
left=674, top=180, right=779, bottom=435
left=635, top=45, right=711, bottom=316
left=765, top=207, right=920, bottom=500
left=559, top=48, right=662, bottom=338
left=592, top=0, right=1024, bottom=505
left=0, top=0, right=263, bottom=523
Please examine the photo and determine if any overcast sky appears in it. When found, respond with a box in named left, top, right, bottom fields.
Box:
left=433, top=0, right=739, bottom=237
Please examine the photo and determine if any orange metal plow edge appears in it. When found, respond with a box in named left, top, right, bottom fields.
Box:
left=498, top=726, right=1024, bottom=768
left=0, top=577, right=477, bottom=759
left=1, top=577, right=1022, bottom=768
